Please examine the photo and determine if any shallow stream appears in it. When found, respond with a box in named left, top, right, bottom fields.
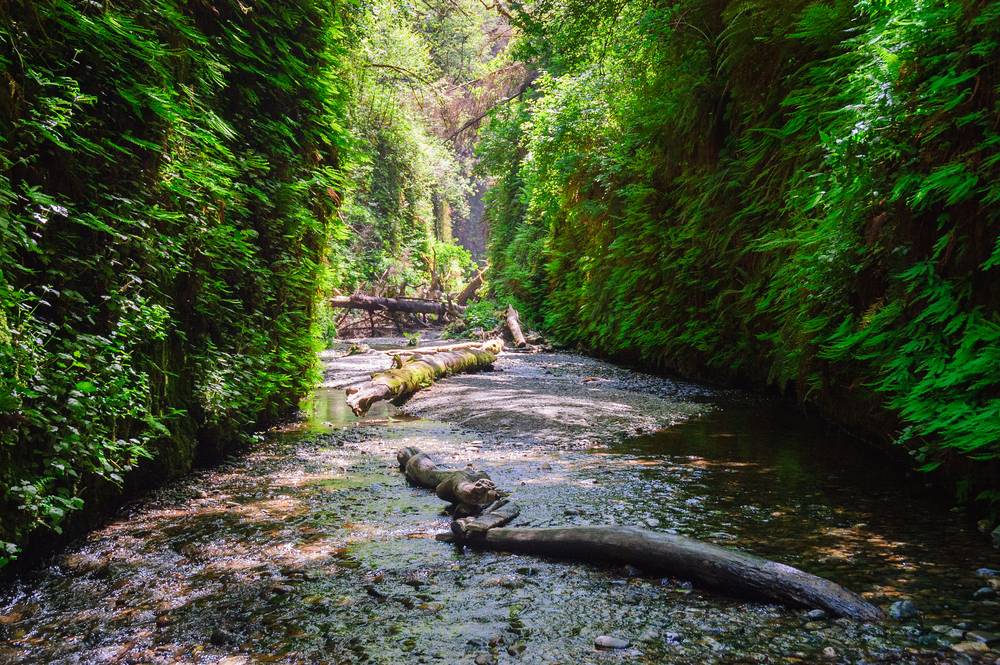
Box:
left=1, top=340, right=997, bottom=664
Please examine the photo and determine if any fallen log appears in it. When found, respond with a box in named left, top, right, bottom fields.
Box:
left=505, top=305, right=527, bottom=348
left=331, top=294, right=463, bottom=318
left=396, top=446, right=884, bottom=622
left=383, top=341, right=487, bottom=358
left=458, top=526, right=883, bottom=621
left=396, top=446, right=499, bottom=508
left=346, top=339, right=503, bottom=415
left=456, top=266, right=487, bottom=306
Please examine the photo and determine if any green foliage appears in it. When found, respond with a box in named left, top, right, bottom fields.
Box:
left=0, top=0, right=351, bottom=564
left=482, top=0, right=1000, bottom=500
left=444, top=300, right=503, bottom=339
left=335, top=0, right=473, bottom=297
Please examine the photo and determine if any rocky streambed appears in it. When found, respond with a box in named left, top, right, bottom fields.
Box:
left=1, top=337, right=998, bottom=664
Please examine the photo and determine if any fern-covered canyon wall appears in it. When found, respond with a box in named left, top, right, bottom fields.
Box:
left=480, top=0, right=1000, bottom=504
left=0, top=0, right=352, bottom=564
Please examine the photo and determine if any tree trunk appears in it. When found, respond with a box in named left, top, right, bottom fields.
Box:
left=456, top=266, right=487, bottom=305
left=505, top=305, right=527, bottom=348
left=330, top=294, right=464, bottom=318
left=458, top=526, right=883, bottom=621
left=346, top=339, right=503, bottom=415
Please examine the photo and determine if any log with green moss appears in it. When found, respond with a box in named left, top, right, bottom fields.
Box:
left=346, top=339, right=503, bottom=415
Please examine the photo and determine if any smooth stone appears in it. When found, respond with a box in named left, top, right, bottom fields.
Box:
left=595, top=635, right=630, bottom=649
left=973, top=587, right=996, bottom=600
left=804, top=621, right=825, bottom=631
left=822, top=647, right=837, bottom=658
left=952, top=641, right=989, bottom=654
left=643, top=517, right=660, bottom=528
left=888, top=599, right=919, bottom=620
left=967, top=631, right=1000, bottom=644
left=948, top=628, right=967, bottom=639
left=210, top=628, right=237, bottom=646
left=474, top=655, right=495, bottom=665
left=805, top=609, right=828, bottom=621
left=976, top=567, right=1000, bottom=577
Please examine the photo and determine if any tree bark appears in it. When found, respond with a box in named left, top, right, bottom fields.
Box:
left=456, top=266, right=487, bottom=305
left=505, top=305, right=527, bottom=348
left=458, top=526, right=883, bottom=621
left=331, top=294, right=464, bottom=318
left=397, top=446, right=499, bottom=508
left=346, top=339, right=503, bottom=415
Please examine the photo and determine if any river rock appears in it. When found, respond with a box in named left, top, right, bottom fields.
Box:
left=973, top=586, right=996, bottom=600
left=888, top=599, right=919, bottom=620
left=643, top=517, right=660, bottom=528
left=951, top=641, right=989, bottom=655
left=805, top=609, right=828, bottom=621
left=595, top=635, right=630, bottom=649
left=822, top=646, right=837, bottom=659
left=976, top=567, right=1000, bottom=577
left=967, top=631, right=1000, bottom=645
left=992, top=525, right=1000, bottom=550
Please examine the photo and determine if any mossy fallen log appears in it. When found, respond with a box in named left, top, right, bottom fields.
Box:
left=346, top=339, right=503, bottom=415
left=396, top=446, right=884, bottom=622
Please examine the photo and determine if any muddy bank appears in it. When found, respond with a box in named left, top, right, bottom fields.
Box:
left=1, top=338, right=998, bottom=663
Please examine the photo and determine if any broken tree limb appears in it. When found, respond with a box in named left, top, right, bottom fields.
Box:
left=456, top=266, right=487, bottom=306
left=396, top=446, right=885, bottom=622
left=505, top=305, right=527, bottom=348
left=331, top=294, right=464, bottom=318
left=346, top=339, right=503, bottom=415
left=396, top=446, right=499, bottom=508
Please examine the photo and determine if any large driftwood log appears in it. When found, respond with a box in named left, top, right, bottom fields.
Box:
left=396, top=446, right=884, bottom=622
left=460, top=526, right=883, bottom=621
left=331, top=294, right=463, bottom=318
left=346, top=339, right=503, bottom=415
left=397, top=446, right=499, bottom=508
left=456, top=267, right=487, bottom=305
left=505, top=305, right=527, bottom=348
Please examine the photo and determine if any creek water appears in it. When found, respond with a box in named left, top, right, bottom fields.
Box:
left=0, top=342, right=997, bottom=664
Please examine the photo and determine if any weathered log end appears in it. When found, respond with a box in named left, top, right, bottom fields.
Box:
left=398, top=448, right=499, bottom=508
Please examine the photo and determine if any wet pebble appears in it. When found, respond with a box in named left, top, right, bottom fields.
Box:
left=210, top=627, right=238, bottom=646
left=888, top=599, right=919, bottom=620
left=951, top=641, right=989, bottom=655
left=643, top=517, right=660, bottom=528
left=473, top=655, right=495, bottom=665
left=805, top=609, right=827, bottom=621
left=973, top=587, right=996, bottom=600
left=976, top=567, right=1000, bottom=577
left=967, top=630, right=1000, bottom=645
left=822, top=646, right=837, bottom=658
left=595, top=635, right=630, bottom=649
